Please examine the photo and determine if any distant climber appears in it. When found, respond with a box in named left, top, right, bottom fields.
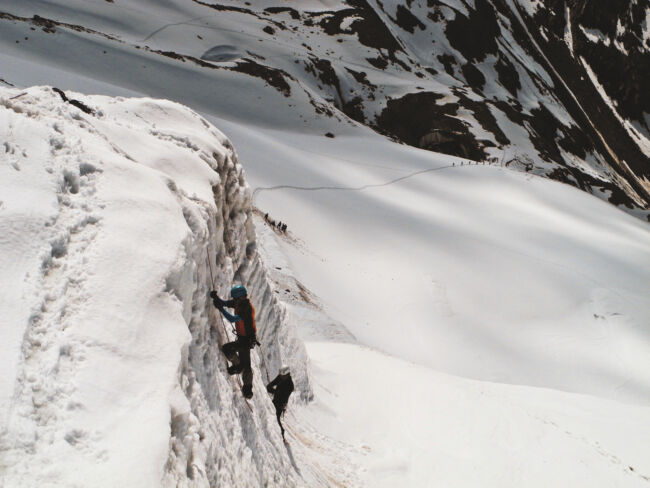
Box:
left=267, top=365, right=294, bottom=440
left=211, top=285, right=259, bottom=399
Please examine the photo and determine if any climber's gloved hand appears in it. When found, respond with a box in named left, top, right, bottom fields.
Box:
left=210, top=291, right=224, bottom=307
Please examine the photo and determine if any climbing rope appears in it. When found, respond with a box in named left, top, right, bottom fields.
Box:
left=206, top=245, right=216, bottom=289
left=205, top=247, right=253, bottom=412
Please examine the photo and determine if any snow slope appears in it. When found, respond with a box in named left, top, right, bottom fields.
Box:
left=0, top=1, right=649, bottom=486
left=229, top=122, right=650, bottom=404
left=256, top=214, right=650, bottom=488
left=2, top=84, right=649, bottom=486
left=0, top=86, right=311, bottom=487
left=0, top=0, right=649, bottom=212
left=1, top=0, right=648, bottom=213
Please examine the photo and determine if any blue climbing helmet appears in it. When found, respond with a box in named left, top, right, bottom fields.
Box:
left=230, top=284, right=248, bottom=299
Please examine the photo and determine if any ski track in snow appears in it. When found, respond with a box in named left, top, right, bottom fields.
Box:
left=139, top=14, right=217, bottom=43
left=253, top=159, right=641, bottom=305
left=252, top=160, right=481, bottom=200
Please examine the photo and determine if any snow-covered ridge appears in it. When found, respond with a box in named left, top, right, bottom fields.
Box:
left=0, top=86, right=309, bottom=487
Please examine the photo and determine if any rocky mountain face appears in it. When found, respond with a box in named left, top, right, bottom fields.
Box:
left=1, top=0, right=648, bottom=217
left=218, top=0, right=650, bottom=216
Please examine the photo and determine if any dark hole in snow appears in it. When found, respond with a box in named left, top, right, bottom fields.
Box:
left=79, top=162, right=99, bottom=175
left=246, top=242, right=256, bottom=258
left=63, top=170, right=80, bottom=194
left=51, top=237, right=68, bottom=258
left=325, top=132, right=335, bottom=138
left=200, top=45, right=242, bottom=63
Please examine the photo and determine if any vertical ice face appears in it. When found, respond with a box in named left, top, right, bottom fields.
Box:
left=0, top=86, right=310, bottom=487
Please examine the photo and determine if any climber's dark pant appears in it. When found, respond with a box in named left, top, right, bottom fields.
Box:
left=273, top=399, right=287, bottom=437
left=222, top=338, right=252, bottom=387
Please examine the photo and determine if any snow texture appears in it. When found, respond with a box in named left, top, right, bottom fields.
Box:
left=1, top=1, right=650, bottom=486
left=0, top=86, right=310, bottom=487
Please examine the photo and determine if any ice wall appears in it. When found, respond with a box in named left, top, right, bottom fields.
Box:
left=0, top=86, right=310, bottom=487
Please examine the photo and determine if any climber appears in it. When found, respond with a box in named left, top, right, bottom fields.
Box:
left=267, top=365, right=294, bottom=440
left=211, top=285, right=259, bottom=399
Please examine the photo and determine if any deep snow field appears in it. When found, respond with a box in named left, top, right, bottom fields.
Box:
left=2, top=85, right=649, bottom=487
left=249, top=133, right=650, bottom=487
left=1, top=0, right=650, bottom=486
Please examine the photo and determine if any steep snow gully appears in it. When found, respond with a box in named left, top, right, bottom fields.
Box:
left=0, top=86, right=310, bottom=487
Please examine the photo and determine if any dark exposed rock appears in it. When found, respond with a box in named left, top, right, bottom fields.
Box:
left=314, top=8, right=356, bottom=35
left=533, top=0, right=649, bottom=134
left=314, top=0, right=403, bottom=56
left=498, top=0, right=650, bottom=207
left=307, top=58, right=341, bottom=94
left=192, top=1, right=287, bottom=30
left=394, top=5, right=426, bottom=33
left=454, top=93, right=510, bottom=147
left=437, top=54, right=456, bottom=76
left=342, top=96, right=366, bottom=123
left=264, top=7, right=300, bottom=20
left=375, top=92, right=486, bottom=160
left=152, top=48, right=293, bottom=97
left=345, top=68, right=376, bottom=90
left=52, top=87, right=94, bottom=115
left=0, top=12, right=120, bottom=40
left=547, top=166, right=638, bottom=210
left=494, top=54, right=521, bottom=97
left=231, top=60, right=292, bottom=97
left=445, top=0, right=499, bottom=62
left=492, top=99, right=525, bottom=125
left=191, top=1, right=254, bottom=15
left=527, top=103, right=568, bottom=163
left=366, top=56, right=388, bottom=70
left=461, top=63, right=485, bottom=92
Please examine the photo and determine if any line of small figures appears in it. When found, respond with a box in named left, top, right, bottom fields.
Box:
left=264, top=213, right=288, bottom=233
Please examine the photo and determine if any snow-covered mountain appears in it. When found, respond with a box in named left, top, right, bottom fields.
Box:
left=1, top=1, right=650, bottom=487
left=1, top=0, right=648, bottom=216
